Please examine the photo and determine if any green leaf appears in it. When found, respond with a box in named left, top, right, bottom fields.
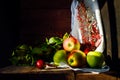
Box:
left=46, top=38, right=49, bottom=44
left=63, top=32, right=70, bottom=40
left=10, top=57, right=19, bottom=65
left=31, top=47, right=42, bottom=55
left=47, top=37, right=63, bottom=45
left=12, top=51, right=15, bottom=56
left=16, top=44, right=30, bottom=50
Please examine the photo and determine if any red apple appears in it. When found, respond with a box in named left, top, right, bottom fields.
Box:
left=36, top=59, right=45, bottom=69
left=63, top=36, right=80, bottom=52
left=67, top=50, right=86, bottom=68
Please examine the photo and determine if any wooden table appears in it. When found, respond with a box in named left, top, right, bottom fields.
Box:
left=0, top=66, right=119, bottom=80
left=75, top=71, right=118, bottom=80
left=0, top=65, right=75, bottom=80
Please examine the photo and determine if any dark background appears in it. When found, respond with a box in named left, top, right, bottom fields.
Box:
left=0, top=0, right=20, bottom=67
left=0, top=0, right=119, bottom=70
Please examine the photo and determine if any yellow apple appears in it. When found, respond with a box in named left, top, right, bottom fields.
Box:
left=67, top=50, right=86, bottom=68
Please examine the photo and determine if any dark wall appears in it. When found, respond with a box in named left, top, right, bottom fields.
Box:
left=19, top=0, right=72, bottom=45
left=0, top=0, right=20, bottom=67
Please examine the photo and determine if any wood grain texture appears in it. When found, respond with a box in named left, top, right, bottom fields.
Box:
left=0, top=66, right=72, bottom=74
left=0, top=66, right=75, bottom=80
left=0, top=66, right=119, bottom=80
left=76, top=72, right=117, bottom=80
left=114, top=0, right=120, bottom=60
left=100, top=0, right=120, bottom=69
left=101, top=1, right=112, bottom=57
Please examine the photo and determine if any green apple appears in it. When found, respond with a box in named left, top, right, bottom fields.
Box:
left=67, top=50, right=86, bottom=68
left=87, top=51, right=104, bottom=68
left=53, top=50, right=67, bottom=66
left=63, top=36, right=80, bottom=52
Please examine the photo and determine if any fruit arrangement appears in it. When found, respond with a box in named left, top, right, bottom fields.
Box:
left=10, top=33, right=105, bottom=69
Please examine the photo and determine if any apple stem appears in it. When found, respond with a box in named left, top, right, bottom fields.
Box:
left=70, top=59, right=74, bottom=63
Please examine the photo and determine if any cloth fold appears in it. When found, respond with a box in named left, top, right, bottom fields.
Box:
left=58, top=62, right=110, bottom=74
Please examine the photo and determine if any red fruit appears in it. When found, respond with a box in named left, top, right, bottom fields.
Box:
left=84, top=48, right=90, bottom=55
left=36, top=59, right=45, bottom=69
left=63, top=36, right=80, bottom=52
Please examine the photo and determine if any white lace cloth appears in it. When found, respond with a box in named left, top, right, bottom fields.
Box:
left=70, top=0, right=105, bottom=53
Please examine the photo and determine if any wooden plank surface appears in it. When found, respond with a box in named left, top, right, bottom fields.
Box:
left=0, top=66, right=34, bottom=74
left=0, top=66, right=119, bottom=80
left=0, top=65, right=72, bottom=74
left=0, top=66, right=75, bottom=80
left=75, top=71, right=117, bottom=80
